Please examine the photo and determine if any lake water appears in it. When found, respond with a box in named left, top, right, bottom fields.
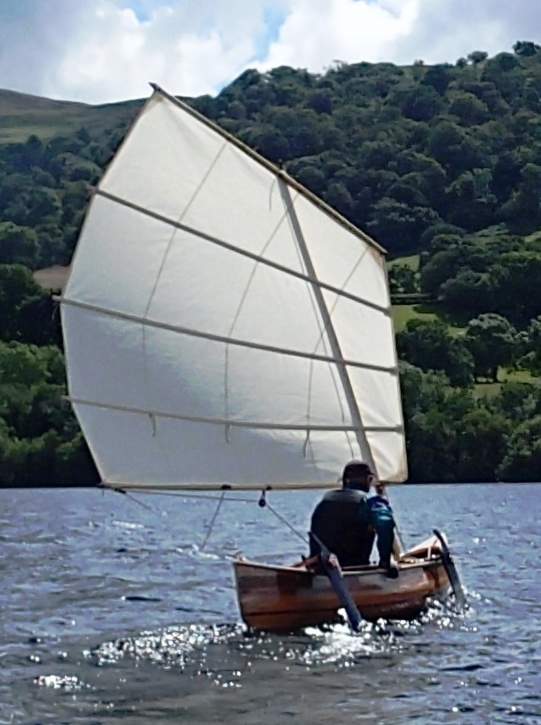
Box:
left=1, top=483, right=540, bottom=724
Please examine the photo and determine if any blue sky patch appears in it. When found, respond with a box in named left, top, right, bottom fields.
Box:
left=249, top=5, right=287, bottom=62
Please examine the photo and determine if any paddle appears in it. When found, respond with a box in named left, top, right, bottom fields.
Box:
left=309, top=532, right=363, bottom=632
left=433, top=528, right=467, bottom=611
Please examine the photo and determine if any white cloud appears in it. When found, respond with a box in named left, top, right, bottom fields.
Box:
left=257, top=0, right=418, bottom=72
left=0, top=0, right=540, bottom=104
left=38, top=1, right=288, bottom=102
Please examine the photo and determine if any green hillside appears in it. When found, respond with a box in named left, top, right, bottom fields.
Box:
left=3, top=44, right=541, bottom=484
left=0, top=89, right=141, bottom=145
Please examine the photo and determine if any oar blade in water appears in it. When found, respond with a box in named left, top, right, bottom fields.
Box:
left=433, top=528, right=467, bottom=611
left=309, top=532, right=363, bottom=632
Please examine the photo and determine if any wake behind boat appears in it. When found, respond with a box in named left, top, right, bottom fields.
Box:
left=57, top=84, right=464, bottom=631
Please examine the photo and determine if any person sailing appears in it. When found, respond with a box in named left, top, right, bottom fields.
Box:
left=309, top=460, right=399, bottom=575
left=366, top=478, right=401, bottom=574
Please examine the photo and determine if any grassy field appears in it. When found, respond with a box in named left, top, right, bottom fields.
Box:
left=474, top=369, right=539, bottom=397
left=500, top=368, right=538, bottom=383
left=33, top=265, right=70, bottom=290
left=388, top=254, right=420, bottom=271
left=525, top=230, right=541, bottom=248
left=391, top=303, right=438, bottom=331
left=473, top=381, right=501, bottom=397
left=0, top=89, right=142, bottom=145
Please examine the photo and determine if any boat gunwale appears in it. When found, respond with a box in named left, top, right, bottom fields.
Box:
left=233, top=556, right=444, bottom=576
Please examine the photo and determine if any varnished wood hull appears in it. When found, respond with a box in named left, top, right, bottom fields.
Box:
left=233, top=535, right=450, bottom=631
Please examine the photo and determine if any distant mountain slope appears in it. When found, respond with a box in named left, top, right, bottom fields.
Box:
left=0, top=88, right=143, bottom=145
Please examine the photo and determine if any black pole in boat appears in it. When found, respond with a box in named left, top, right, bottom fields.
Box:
left=309, top=532, right=363, bottom=632
left=433, top=529, right=467, bottom=611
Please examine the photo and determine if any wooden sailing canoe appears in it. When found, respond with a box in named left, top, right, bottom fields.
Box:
left=233, top=534, right=450, bottom=631
left=58, top=87, right=467, bottom=628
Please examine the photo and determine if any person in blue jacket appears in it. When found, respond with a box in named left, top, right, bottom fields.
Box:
left=366, top=481, right=399, bottom=574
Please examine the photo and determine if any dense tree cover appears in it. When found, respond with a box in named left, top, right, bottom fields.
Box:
left=397, top=319, right=475, bottom=386
left=197, top=50, right=541, bottom=254
left=0, top=129, right=117, bottom=270
left=0, top=338, right=97, bottom=486
left=0, top=265, right=98, bottom=486
left=0, top=265, right=62, bottom=346
left=2, top=43, right=541, bottom=483
left=2, top=43, right=541, bottom=271
left=400, top=363, right=541, bottom=482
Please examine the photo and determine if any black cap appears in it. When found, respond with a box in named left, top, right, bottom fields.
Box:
left=342, top=460, right=373, bottom=482
left=343, top=461, right=373, bottom=478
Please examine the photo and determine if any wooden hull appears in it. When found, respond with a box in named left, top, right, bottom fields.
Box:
left=233, top=535, right=450, bottom=631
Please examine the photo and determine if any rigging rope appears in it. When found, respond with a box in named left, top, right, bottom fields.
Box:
left=111, top=486, right=308, bottom=549
left=258, top=490, right=308, bottom=545
left=200, top=490, right=226, bottom=550
left=113, top=485, right=402, bottom=560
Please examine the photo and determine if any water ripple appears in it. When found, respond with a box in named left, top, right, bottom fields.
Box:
left=1, top=485, right=541, bottom=724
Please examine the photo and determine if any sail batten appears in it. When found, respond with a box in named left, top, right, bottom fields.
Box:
left=56, top=296, right=398, bottom=375
left=102, top=480, right=342, bottom=491
left=60, top=86, right=408, bottom=489
left=149, top=83, right=386, bottom=255
left=66, top=395, right=404, bottom=433
left=94, top=188, right=391, bottom=316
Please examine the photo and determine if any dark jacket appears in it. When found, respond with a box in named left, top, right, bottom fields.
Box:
left=309, top=488, right=374, bottom=567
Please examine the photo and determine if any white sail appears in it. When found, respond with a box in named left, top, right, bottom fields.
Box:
left=60, top=85, right=407, bottom=491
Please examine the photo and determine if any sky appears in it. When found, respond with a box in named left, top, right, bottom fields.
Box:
left=1, top=0, right=540, bottom=105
